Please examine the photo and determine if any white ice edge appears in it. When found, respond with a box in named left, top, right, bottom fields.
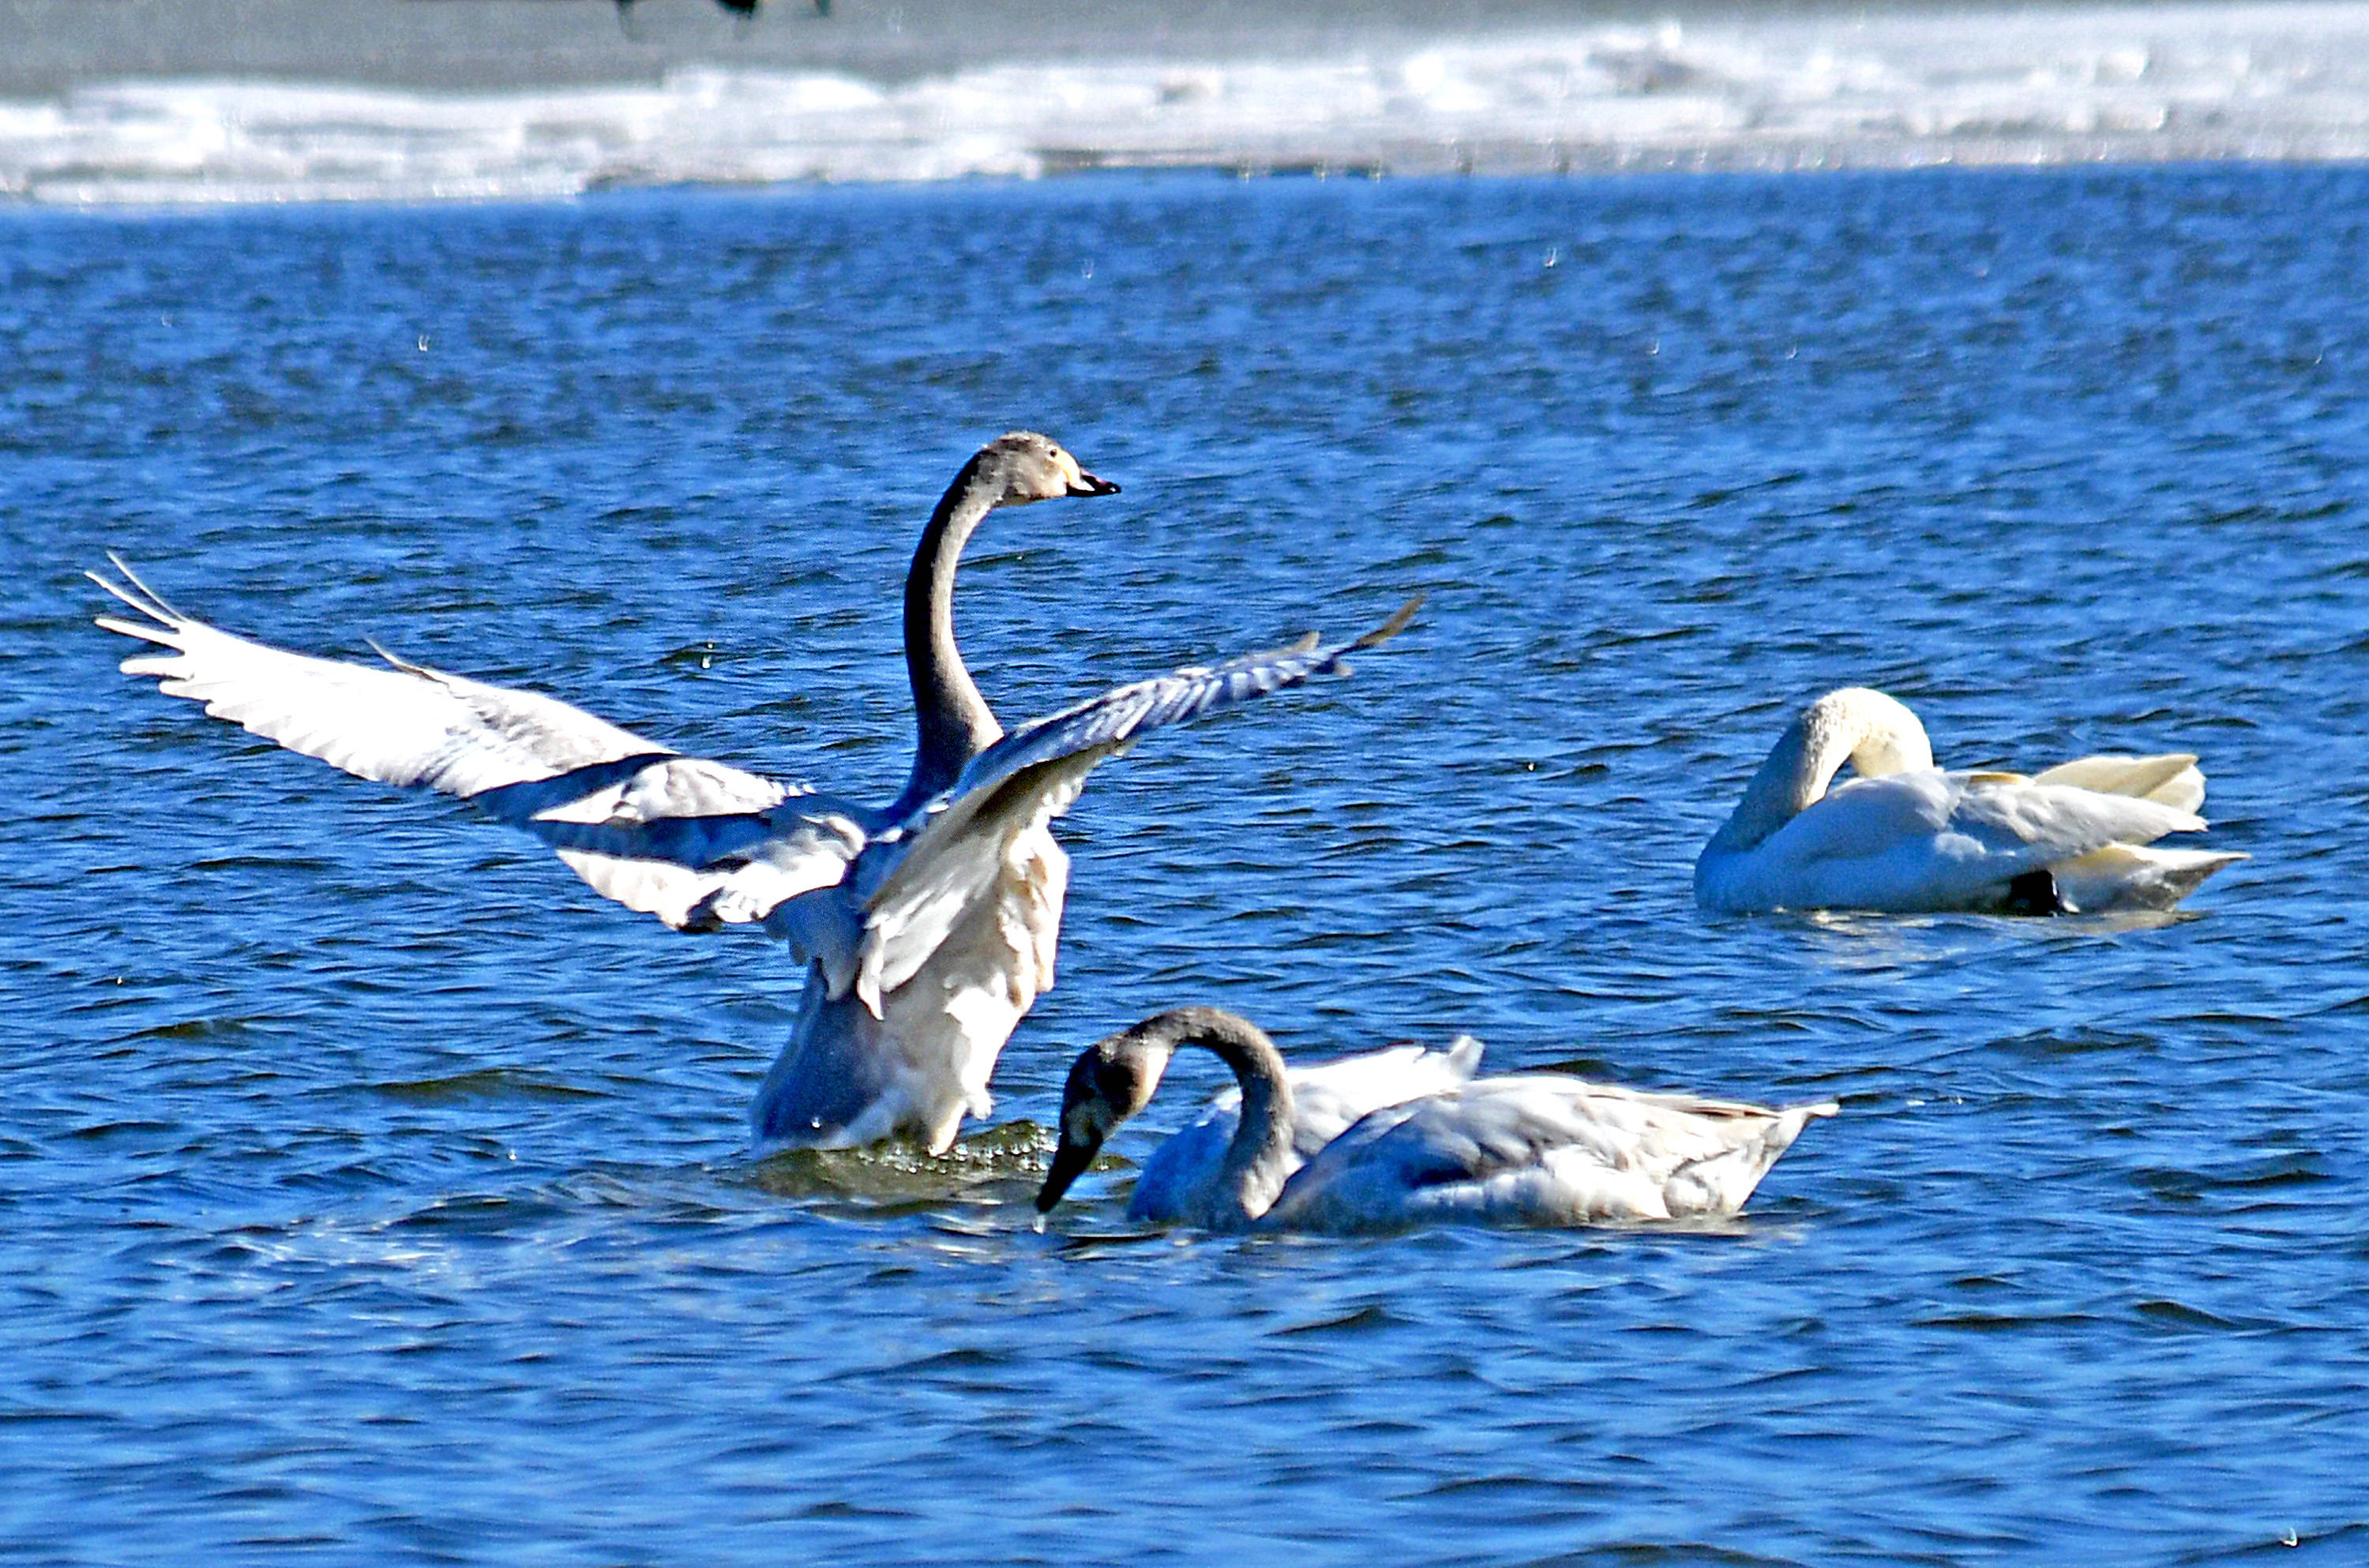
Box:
left=7, top=3, right=2369, bottom=204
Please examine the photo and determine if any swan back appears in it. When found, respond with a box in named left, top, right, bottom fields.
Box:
left=1264, top=1078, right=1838, bottom=1232
left=1703, top=767, right=2211, bottom=913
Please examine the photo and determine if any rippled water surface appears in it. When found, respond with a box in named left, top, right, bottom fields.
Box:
left=6, top=167, right=2369, bottom=1564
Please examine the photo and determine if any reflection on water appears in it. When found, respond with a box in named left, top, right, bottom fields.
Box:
left=740, top=1120, right=1054, bottom=1206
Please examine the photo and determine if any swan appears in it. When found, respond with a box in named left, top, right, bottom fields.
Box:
left=1693, top=687, right=2245, bottom=916
left=91, top=432, right=1419, bottom=1153
left=1036, top=1007, right=1836, bottom=1232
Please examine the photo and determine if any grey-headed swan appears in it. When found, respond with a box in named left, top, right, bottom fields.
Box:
left=1694, top=687, right=2244, bottom=916
left=1036, top=1007, right=1834, bottom=1232
left=92, top=433, right=1416, bottom=1153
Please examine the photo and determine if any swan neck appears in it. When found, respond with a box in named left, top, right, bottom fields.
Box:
left=1156, top=1010, right=1297, bottom=1225
left=893, top=457, right=1004, bottom=816
left=1708, top=717, right=1834, bottom=854
left=1706, top=690, right=1935, bottom=855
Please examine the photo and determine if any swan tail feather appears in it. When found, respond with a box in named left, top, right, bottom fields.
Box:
left=1662, top=1097, right=1838, bottom=1217
left=2051, top=843, right=2247, bottom=913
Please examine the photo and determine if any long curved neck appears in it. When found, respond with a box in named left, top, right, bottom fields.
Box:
left=889, top=456, right=1005, bottom=818
left=1706, top=688, right=1935, bottom=855
left=1157, top=1009, right=1298, bottom=1227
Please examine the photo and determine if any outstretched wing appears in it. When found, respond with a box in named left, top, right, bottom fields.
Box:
left=944, top=593, right=1421, bottom=809
left=91, top=556, right=861, bottom=931
left=846, top=595, right=1424, bottom=1014
left=505, top=784, right=872, bottom=933
left=92, top=556, right=684, bottom=796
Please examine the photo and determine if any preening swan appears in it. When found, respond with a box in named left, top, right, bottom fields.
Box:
left=1694, top=687, right=2245, bottom=916
left=1037, top=1007, right=1835, bottom=1232
left=92, top=432, right=1418, bottom=1153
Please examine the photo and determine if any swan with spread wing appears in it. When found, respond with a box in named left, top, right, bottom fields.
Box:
left=92, top=432, right=1417, bottom=1153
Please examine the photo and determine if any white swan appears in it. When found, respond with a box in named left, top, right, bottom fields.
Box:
left=1694, top=687, right=2245, bottom=916
left=91, top=432, right=1418, bottom=1153
left=1037, top=1007, right=1835, bottom=1232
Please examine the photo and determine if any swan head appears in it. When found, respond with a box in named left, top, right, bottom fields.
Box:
left=978, top=430, right=1121, bottom=508
left=1808, top=687, right=1934, bottom=778
left=1034, top=1023, right=1176, bottom=1214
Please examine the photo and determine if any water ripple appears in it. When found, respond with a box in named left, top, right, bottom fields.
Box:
left=6, top=166, right=2368, bottom=1566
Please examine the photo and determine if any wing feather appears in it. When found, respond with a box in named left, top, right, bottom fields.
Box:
left=944, top=593, right=1422, bottom=808
left=93, top=557, right=678, bottom=796
left=852, top=596, right=1423, bottom=1013
left=1270, top=1076, right=1835, bottom=1229
left=1747, top=768, right=2207, bottom=911
left=92, top=557, right=846, bottom=931
left=2029, top=752, right=2206, bottom=812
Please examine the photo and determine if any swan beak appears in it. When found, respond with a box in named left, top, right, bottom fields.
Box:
left=1035, top=1135, right=1102, bottom=1214
left=1066, top=469, right=1121, bottom=498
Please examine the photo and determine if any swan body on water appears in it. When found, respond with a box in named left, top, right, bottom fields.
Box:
left=1038, top=1007, right=1835, bottom=1232
left=1694, top=687, right=2245, bottom=916
left=92, top=433, right=1417, bottom=1153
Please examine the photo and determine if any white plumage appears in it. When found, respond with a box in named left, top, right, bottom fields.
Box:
left=1694, top=687, right=2244, bottom=916
left=1038, top=1007, right=1834, bottom=1232
left=92, top=433, right=1417, bottom=1153
left=1267, top=1074, right=1835, bottom=1231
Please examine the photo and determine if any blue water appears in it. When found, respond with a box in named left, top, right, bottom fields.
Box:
left=6, top=166, right=2369, bottom=1565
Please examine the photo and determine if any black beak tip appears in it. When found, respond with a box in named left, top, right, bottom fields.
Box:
left=1037, top=1136, right=1098, bottom=1215
left=1072, top=475, right=1121, bottom=497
